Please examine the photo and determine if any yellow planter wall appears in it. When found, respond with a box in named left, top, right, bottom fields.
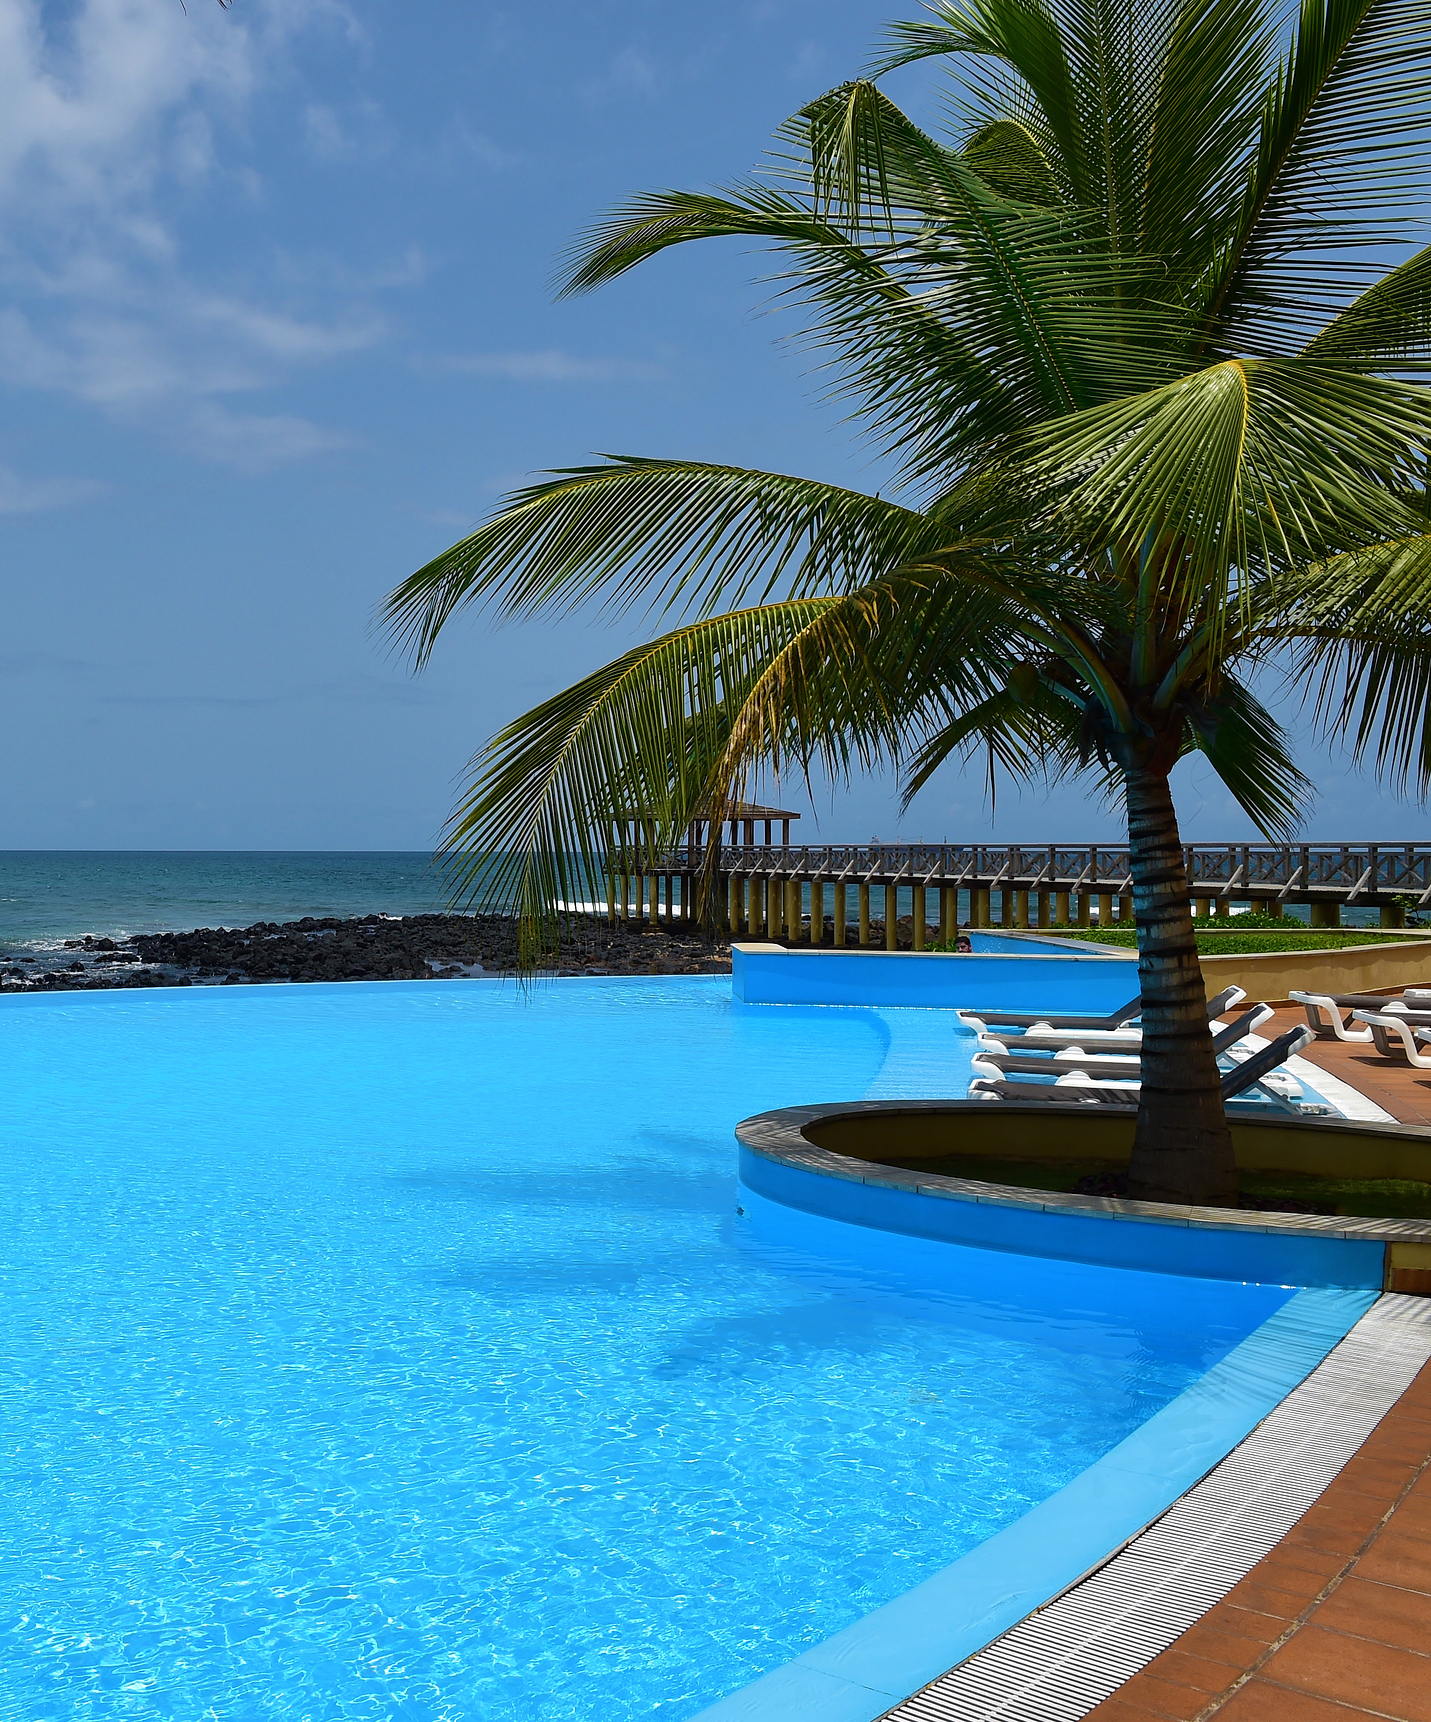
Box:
left=1199, top=939, right=1431, bottom=1006
left=804, top=1103, right=1431, bottom=1183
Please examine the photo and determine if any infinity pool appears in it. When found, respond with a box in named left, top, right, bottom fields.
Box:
left=1, top=979, right=1294, bottom=1720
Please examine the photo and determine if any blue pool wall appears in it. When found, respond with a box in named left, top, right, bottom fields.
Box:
left=739, top=1147, right=1386, bottom=1290
left=731, top=940, right=1136, bottom=1010
left=691, top=1279, right=1376, bottom=1722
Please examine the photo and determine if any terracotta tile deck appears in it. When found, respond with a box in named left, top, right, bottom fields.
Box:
left=1084, top=1019, right=1431, bottom=1721
left=1267, top=1002, right=1431, bottom=1126
left=1084, top=1355, right=1431, bottom=1719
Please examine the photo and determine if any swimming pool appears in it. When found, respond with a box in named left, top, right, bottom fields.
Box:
left=1, top=979, right=1315, bottom=1719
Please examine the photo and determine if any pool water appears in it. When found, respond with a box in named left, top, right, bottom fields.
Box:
left=0, top=979, right=1292, bottom=1721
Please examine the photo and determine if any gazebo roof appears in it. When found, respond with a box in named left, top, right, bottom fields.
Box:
left=728, top=802, right=800, bottom=821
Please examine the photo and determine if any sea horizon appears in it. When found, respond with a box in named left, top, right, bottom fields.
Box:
left=0, top=850, right=451, bottom=953
left=0, top=844, right=1364, bottom=960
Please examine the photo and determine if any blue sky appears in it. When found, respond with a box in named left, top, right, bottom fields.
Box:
left=1, top=0, right=1425, bottom=851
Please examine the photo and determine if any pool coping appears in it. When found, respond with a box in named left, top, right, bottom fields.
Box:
left=735, top=1101, right=1431, bottom=1250
left=687, top=1267, right=1382, bottom=1721
left=876, top=1290, right=1431, bottom=1722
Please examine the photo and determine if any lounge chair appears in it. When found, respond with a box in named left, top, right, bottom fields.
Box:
left=1351, top=1011, right=1431, bottom=1068
left=1014, top=991, right=1253, bottom=1051
left=958, top=985, right=1244, bottom=1037
left=971, top=1049, right=1139, bottom=1082
left=971, top=1005, right=1276, bottom=1081
left=1290, top=987, right=1431, bottom=1044
left=957, top=992, right=1143, bottom=1033
left=968, top=1025, right=1315, bottom=1109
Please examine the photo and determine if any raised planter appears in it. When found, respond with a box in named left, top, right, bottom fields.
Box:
left=736, top=1100, right=1431, bottom=1292
left=1198, top=937, right=1431, bottom=1005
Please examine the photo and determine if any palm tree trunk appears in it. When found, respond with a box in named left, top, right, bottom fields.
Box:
left=1122, top=765, right=1238, bottom=1206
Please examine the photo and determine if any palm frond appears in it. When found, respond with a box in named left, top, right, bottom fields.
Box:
left=1302, top=241, right=1431, bottom=372
left=557, top=181, right=836, bottom=297
left=777, top=80, right=1185, bottom=424
left=1183, top=675, right=1313, bottom=838
left=712, top=570, right=1020, bottom=794
left=873, top=0, right=1089, bottom=201
left=1200, top=0, right=1431, bottom=354
left=557, top=85, right=1185, bottom=487
left=441, top=565, right=1053, bottom=955
left=1024, top=359, right=1428, bottom=608
left=381, top=461, right=937, bottom=665
left=1288, top=533, right=1431, bottom=792
left=898, top=671, right=1090, bottom=805
left=958, top=117, right=1060, bottom=203
left=878, top=0, right=1277, bottom=271
left=440, top=603, right=837, bottom=956
left=1139, top=0, right=1277, bottom=274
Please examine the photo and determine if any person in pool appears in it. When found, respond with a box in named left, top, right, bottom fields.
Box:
left=954, top=934, right=972, bottom=953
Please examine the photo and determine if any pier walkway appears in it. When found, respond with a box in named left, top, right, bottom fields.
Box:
left=609, top=840, right=1431, bottom=938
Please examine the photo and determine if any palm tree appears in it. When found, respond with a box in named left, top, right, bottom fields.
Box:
left=383, top=0, right=1431, bottom=1207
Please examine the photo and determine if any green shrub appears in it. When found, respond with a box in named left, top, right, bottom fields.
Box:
left=967, top=926, right=1416, bottom=955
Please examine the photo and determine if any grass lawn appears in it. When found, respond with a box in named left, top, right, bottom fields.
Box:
left=890, top=1151, right=1431, bottom=1220
left=1021, top=927, right=1419, bottom=956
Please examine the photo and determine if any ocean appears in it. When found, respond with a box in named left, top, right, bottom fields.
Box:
left=0, top=848, right=1349, bottom=966
left=0, top=852, right=449, bottom=958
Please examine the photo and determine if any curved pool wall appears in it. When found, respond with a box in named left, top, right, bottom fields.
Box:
left=702, top=1125, right=1383, bottom=1722
left=690, top=1267, right=1372, bottom=1722
left=732, top=939, right=1136, bottom=1009
left=739, top=1144, right=1387, bottom=1290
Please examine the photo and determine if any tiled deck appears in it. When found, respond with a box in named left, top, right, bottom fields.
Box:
left=1084, top=1357, right=1431, bottom=1722
left=1268, top=1003, right=1431, bottom=1127
left=1084, top=1013, right=1431, bottom=1722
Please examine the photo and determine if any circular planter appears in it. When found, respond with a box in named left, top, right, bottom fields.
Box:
left=736, top=1100, right=1431, bottom=1292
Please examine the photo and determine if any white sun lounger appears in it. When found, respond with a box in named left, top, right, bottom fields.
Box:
left=1352, top=1011, right=1431, bottom=1067
left=1290, top=987, right=1431, bottom=1043
left=970, top=1005, right=1276, bottom=1081
left=968, top=1025, right=1315, bottom=1110
left=956, top=986, right=1244, bottom=1039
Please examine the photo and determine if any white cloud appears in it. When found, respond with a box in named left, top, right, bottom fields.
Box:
left=0, top=464, right=107, bottom=514
left=0, top=0, right=258, bottom=218
left=187, top=403, right=358, bottom=472
left=0, top=0, right=386, bottom=467
left=581, top=44, right=661, bottom=104
left=437, top=349, right=666, bottom=383
left=434, top=118, right=521, bottom=171
left=0, top=304, right=267, bottom=404
left=270, top=245, right=428, bottom=295
left=187, top=294, right=384, bottom=362
left=302, top=97, right=391, bottom=162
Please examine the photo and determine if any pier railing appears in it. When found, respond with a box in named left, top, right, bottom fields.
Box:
left=602, top=840, right=1431, bottom=942
left=706, top=841, right=1431, bottom=906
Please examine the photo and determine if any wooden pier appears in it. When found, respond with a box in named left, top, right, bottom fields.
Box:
left=603, top=839, right=1431, bottom=945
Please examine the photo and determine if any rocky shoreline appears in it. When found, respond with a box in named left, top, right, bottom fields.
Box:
left=0, top=912, right=734, bottom=991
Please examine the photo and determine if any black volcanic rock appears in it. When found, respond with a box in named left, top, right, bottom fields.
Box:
left=2, top=912, right=736, bottom=992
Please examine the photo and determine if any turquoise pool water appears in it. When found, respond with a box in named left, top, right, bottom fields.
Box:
left=1, top=978, right=1294, bottom=1721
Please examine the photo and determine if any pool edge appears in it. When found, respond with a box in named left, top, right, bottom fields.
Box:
left=685, top=1285, right=1373, bottom=1722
